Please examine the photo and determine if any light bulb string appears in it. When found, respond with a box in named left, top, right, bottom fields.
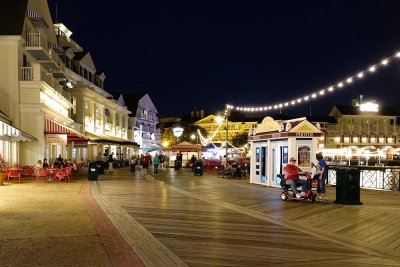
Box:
left=225, top=51, right=400, bottom=112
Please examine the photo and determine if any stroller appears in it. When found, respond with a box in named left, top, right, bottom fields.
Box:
left=279, top=173, right=317, bottom=203
left=194, top=160, right=203, bottom=176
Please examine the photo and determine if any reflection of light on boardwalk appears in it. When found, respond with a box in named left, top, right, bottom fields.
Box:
left=94, top=167, right=400, bottom=265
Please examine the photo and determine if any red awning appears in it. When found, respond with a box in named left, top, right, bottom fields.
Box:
left=45, top=118, right=89, bottom=141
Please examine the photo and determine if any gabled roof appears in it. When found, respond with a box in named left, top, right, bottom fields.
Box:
left=331, top=105, right=399, bottom=116
left=114, top=93, right=146, bottom=116
left=0, top=0, right=28, bottom=35
left=193, top=115, right=218, bottom=124
left=117, top=94, right=125, bottom=106
left=73, top=51, right=97, bottom=73
left=289, top=120, right=321, bottom=133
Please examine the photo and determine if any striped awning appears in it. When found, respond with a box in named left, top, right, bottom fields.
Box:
left=45, top=118, right=73, bottom=134
left=45, top=118, right=89, bottom=141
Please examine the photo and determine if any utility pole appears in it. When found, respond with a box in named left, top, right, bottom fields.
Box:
left=225, top=105, right=229, bottom=157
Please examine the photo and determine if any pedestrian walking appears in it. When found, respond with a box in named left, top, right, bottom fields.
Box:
left=153, top=153, right=160, bottom=175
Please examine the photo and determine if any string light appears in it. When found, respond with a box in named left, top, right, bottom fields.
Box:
left=224, top=50, right=400, bottom=112
left=197, top=115, right=225, bottom=146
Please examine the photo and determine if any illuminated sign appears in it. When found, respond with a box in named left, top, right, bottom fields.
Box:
left=359, top=102, right=379, bottom=112
left=46, top=134, right=67, bottom=145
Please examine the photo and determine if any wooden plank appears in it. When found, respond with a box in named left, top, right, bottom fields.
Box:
left=93, top=168, right=400, bottom=266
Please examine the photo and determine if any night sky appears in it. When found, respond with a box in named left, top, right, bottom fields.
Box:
left=50, top=0, right=400, bottom=117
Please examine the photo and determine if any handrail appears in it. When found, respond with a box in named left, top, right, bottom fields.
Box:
left=327, top=165, right=400, bottom=191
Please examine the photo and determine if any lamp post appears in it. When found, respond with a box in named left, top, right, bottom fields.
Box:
left=172, top=126, right=184, bottom=143
left=190, top=134, right=198, bottom=144
left=215, top=115, right=226, bottom=156
left=225, top=108, right=229, bottom=157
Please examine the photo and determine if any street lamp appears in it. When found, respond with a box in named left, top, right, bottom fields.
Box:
left=215, top=115, right=228, bottom=156
left=172, top=126, right=184, bottom=143
left=225, top=107, right=229, bottom=157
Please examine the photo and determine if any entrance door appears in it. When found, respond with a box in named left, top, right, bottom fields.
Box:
left=261, top=146, right=267, bottom=182
left=253, top=144, right=268, bottom=184
left=270, top=141, right=288, bottom=187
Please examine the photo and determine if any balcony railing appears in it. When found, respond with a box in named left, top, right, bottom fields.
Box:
left=327, top=165, right=400, bottom=191
left=25, top=32, right=50, bottom=60
left=136, top=113, right=158, bottom=122
left=20, top=67, right=33, bottom=81
left=139, top=125, right=160, bottom=134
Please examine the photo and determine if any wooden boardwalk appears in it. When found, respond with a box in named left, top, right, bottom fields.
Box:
left=92, top=167, right=400, bottom=266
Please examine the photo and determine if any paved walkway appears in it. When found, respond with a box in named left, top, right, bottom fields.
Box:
left=1, top=167, right=400, bottom=266
left=0, top=172, right=142, bottom=266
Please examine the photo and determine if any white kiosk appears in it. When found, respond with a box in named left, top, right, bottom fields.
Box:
left=248, top=117, right=322, bottom=187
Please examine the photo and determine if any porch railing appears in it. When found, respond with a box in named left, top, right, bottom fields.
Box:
left=20, top=67, right=33, bottom=81
left=328, top=165, right=400, bottom=191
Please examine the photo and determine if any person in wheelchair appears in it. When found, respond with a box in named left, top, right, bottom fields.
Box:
left=284, top=157, right=308, bottom=198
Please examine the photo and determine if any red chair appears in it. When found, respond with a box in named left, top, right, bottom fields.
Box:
left=7, top=169, right=21, bottom=183
left=34, top=168, right=48, bottom=182
left=66, top=166, right=73, bottom=182
left=22, top=166, right=34, bottom=179
left=55, top=168, right=68, bottom=182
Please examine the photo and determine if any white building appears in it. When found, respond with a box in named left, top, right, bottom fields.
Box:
left=0, top=0, right=138, bottom=165
left=121, top=93, right=161, bottom=154
left=248, top=117, right=322, bottom=187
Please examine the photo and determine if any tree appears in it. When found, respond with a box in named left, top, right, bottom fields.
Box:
left=180, top=124, right=208, bottom=144
left=160, top=128, right=176, bottom=148
left=231, top=132, right=249, bottom=149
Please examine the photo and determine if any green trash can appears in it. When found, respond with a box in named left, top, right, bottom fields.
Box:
left=334, top=168, right=363, bottom=205
left=88, top=162, right=98, bottom=181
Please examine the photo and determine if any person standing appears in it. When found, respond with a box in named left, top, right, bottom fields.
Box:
left=129, top=155, right=137, bottom=173
left=190, top=154, right=197, bottom=171
left=221, top=155, right=228, bottom=168
left=153, top=154, right=160, bottom=175
left=313, top=153, right=328, bottom=201
left=108, top=152, right=114, bottom=173
left=142, top=153, right=151, bottom=175
left=159, top=154, right=165, bottom=168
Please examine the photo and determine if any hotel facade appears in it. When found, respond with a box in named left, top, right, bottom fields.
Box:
left=0, top=0, right=140, bottom=166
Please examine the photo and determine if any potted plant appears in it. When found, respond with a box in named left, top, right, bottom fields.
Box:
left=0, top=154, right=6, bottom=185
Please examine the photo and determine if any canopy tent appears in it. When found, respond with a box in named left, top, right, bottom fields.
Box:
left=171, top=141, right=202, bottom=152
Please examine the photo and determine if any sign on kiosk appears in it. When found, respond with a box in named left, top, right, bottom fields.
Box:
left=46, top=134, right=67, bottom=145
